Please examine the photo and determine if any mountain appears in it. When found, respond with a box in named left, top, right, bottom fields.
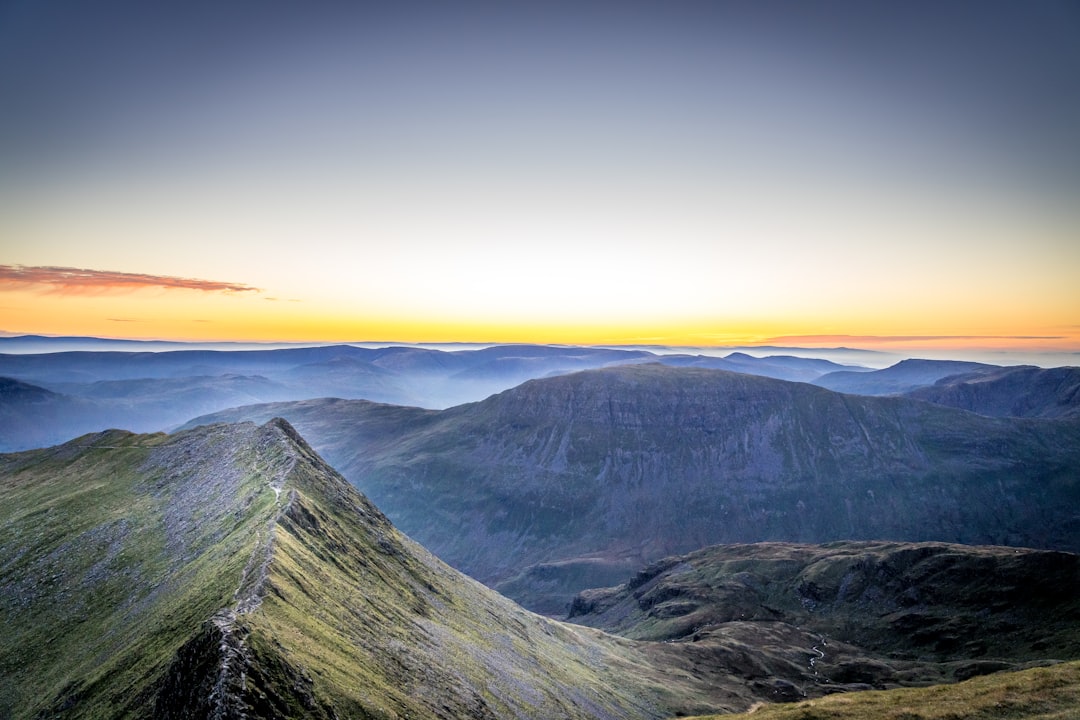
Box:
left=0, top=377, right=107, bottom=451
left=1, top=343, right=876, bottom=452
left=813, top=358, right=1002, bottom=395
left=568, top=541, right=1080, bottom=714
left=182, top=364, right=1080, bottom=614
left=568, top=541, right=1080, bottom=668
left=0, top=374, right=298, bottom=452
left=658, top=352, right=868, bottom=383
left=1, top=418, right=814, bottom=719
left=903, top=365, right=1080, bottom=418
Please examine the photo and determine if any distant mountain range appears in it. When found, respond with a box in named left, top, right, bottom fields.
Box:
left=813, top=359, right=1080, bottom=417
left=6, top=339, right=1078, bottom=454
left=812, top=358, right=1004, bottom=395
left=184, top=364, right=1080, bottom=613
left=0, top=343, right=866, bottom=452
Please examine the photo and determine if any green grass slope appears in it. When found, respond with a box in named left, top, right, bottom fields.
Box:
left=688, top=660, right=1080, bottom=720
left=0, top=422, right=283, bottom=718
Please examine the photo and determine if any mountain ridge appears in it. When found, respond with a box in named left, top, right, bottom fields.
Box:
left=181, top=364, right=1080, bottom=613
left=903, top=365, right=1080, bottom=418
left=812, top=358, right=1002, bottom=395
left=2, top=418, right=841, bottom=719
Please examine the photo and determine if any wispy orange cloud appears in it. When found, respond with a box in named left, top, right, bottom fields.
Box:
left=0, top=265, right=260, bottom=295
left=761, top=334, right=1065, bottom=346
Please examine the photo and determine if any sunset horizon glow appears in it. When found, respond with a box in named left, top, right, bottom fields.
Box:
left=1, top=261, right=1079, bottom=354
left=2, top=2, right=1078, bottom=358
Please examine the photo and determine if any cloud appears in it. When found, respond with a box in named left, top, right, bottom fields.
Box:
left=762, top=334, right=1064, bottom=345
left=0, top=265, right=261, bottom=295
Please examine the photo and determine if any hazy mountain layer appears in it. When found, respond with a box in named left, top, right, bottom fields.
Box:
left=0, top=344, right=866, bottom=451
left=813, top=358, right=1002, bottom=395
left=183, top=364, right=1080, bottom=613
left=0, top=419, right=843, bottom=719
left=0, top=373, right=306, bottom=452
left=0, top=376, right=106, bottom=450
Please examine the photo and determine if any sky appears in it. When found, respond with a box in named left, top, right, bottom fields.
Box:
left=1, top=0, right=1078, bottom=353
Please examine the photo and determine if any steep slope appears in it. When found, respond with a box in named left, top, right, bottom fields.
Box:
left=813, top=358, right=1001, bottom=395
left=0, top=419, right=831, bottom=719
left=904, top=365, right=1080, bottom=418
left=0, top=422, right=285, bottom=717
left=568, top=542, right=1080, bottom=668
left=182, top=365, right=1080, bottom=614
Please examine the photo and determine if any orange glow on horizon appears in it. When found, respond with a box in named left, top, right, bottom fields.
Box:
left=3, top=282, right=1079, bottom=353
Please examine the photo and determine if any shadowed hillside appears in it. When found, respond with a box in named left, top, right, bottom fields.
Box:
left=568, top=542, right=1080, bottom=670
left=903, top=365, right=1080, bottom=418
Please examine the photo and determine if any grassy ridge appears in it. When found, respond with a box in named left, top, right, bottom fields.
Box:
left=217, top=420, right=769, bottom=718
left=0, top=424, right=280, bottom=718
